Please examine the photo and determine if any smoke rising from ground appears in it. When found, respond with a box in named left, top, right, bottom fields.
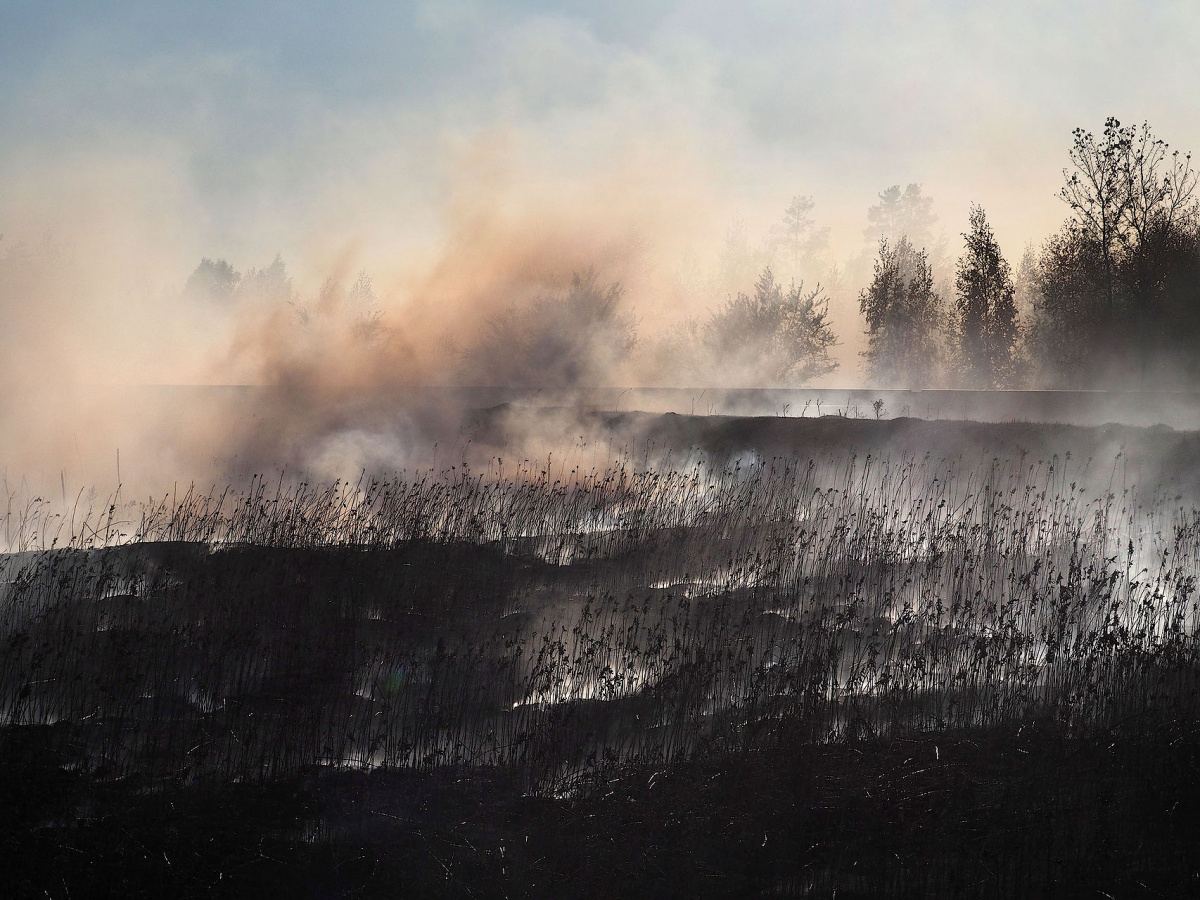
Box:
left=0, top=128, right=1196, bottom=496
left=0, top=133, right=741, bottom=491
left=4, top=3, right=1200, bottom=492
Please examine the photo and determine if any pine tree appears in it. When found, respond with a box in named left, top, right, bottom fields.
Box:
left=864, top=184, right=937, bottom=248
left=955, top=205, right=1018, bottom=388
left=859, top=237, right=943, bottom=386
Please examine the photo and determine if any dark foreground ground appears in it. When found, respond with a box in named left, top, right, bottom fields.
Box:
left=5, top=721, right=1199, bottom=898
left=4, top=413, right=1200, bottom=898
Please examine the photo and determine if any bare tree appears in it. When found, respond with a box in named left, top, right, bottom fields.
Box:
left=1041, top=118, right=1200, bottom=385
left=1057, top=118, right=1198, bottom=313
left=1121, top=121, right=1199, bottom=243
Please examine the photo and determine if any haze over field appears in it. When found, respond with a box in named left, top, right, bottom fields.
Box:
left=8, top=10, right=1200, bottom=896
left=3, top=1, right=1200, bottom=488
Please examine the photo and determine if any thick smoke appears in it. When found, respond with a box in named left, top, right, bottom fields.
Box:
left=0, top=141, right=737, bottom=493
left=2, top=117, right=1199, bottom=498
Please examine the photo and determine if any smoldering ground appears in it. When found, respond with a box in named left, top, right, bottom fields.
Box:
left=0, top=135, right=864, bottom=494
left=0, top=105, right=1064, bottom=495
left=0, top=139, right=727, bottom=495
left=5, top=122, right=1200, bottom=501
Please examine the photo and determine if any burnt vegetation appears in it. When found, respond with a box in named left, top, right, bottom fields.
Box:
left=6, top=118, right=1200, bottom=897
left=4, top=418, right=1200, bottom=896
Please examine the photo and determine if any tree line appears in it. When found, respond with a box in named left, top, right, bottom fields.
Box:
left=180, top=116, right=1200, bottom=390
left=858, top=117, right=1200, bottom=389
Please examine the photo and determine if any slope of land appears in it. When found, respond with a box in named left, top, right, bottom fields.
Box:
left=3, top=412, right=1199, bottom=897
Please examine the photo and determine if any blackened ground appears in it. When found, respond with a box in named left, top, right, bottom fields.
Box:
left=4, top=720, right=1199, bottom=898
left=6, top=412, right=1200, bottom=898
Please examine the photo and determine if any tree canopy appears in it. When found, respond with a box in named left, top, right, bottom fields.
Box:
left=955, top=205, right=1018, bottom=388
left=702, top=268, right=838, bottom=386
left=865, top=184, right=937, bottom=248
left=1031, top=118, right=1200, bottom=386
left=860, top=237, right=944, bottom=387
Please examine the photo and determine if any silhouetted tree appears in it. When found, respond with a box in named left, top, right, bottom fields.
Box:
left=1062, top=119, right=1198, bottom=298
left=859, top=237, right=943, bottom=386
left=466, top=270, right=636, bottom=387
left=955, top=205, right=1018, bottom=388
left=770, top=195, right=830, bottom=270
left=1029, top=225, right=1110, bottom=385
left=1121, top=122, right=1199, bottom=242
left=1118, top=127, right=1200, bottom=379
left=183, top=255, right=296, bottom=305
left=184, top=258, right=240, bottom=301
left=1127, top=217, right=1200, bottom=382
left=1035, top=118, right=1200, bottom=385
left=237, top=255, right=294, bottom=305
left=702, top=268, right=838, bottom=385
left=1060, top=118, right=1138, bottom=316
left=865, top=184, right=937, bottom=248
left=296, top=270, right=384, bottom=344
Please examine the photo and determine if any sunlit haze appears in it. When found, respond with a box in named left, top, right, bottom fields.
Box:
left=3, top=1, right=1200, bottom=488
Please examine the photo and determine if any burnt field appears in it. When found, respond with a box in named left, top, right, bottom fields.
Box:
left=3, top=413, right=1200, bottom=898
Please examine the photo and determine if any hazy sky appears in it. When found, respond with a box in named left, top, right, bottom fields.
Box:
left=5, top=1, right=1200, bottom=265
left=2, top=1, right=1200, bottom=489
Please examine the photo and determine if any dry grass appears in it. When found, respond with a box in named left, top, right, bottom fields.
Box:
left=1, top=446, right=1197, bottom=796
